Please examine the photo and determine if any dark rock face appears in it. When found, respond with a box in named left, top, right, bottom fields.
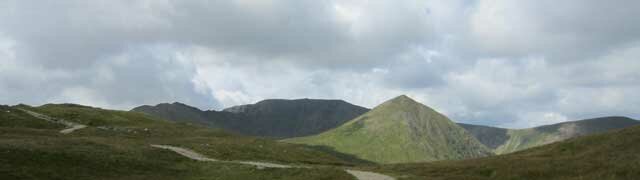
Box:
left=132, top=99, right=369, bottom=138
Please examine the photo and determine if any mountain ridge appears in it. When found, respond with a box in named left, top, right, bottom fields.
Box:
left=133, top=97, right=640, bottom=155
left=131, top=98, right=369, bottom=138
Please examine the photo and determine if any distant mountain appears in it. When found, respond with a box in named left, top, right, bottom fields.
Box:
left=131, top=99, right=369, bottom=138
left=132, top=102, right=217, bottom=125
left=133, top=98, right=640, bottom=156
left=460, top=116, right=640, bottom=154
left=287, top=95, right=493, bottom=163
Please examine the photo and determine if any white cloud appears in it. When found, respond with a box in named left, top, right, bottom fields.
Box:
left=509, top=111, right=569, bottom=128
left=50, top=86, right=111, bottom=108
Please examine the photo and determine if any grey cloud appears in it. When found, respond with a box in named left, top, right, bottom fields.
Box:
left=468, top=0, right=640, bottom=62
left=0, top=44, right=219, bottom=110
left=1, top=0, right=434, bottom=70
left=1, top=0, right=639, bottom=128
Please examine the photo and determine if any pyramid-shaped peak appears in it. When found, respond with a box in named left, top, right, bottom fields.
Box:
left=383, top=95, right=421, bottom=106
left=371, top=95, right=443, bottom=116
left=391, top=94, right=413, bottom=101
left=289, top=94, right=493, bottom=163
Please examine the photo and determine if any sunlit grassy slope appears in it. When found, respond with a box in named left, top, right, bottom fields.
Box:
left=365, top=124, right=640, bottom=180
left=0, top=104, right=364, bottom=180
left=288, top=95, right=493, bottom=164
left=495, top=116, right=640, bottom=154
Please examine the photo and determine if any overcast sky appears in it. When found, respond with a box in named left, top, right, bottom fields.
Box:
left=1, top=0, right=639, bottom=128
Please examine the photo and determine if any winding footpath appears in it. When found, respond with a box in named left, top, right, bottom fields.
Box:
left=345, top=170, right=395, bottom=180
left=16, top=108, right=394, bottom=179
left=150, top=144, right=395, bottom=180
left=18, top=108, right=88, bottom=134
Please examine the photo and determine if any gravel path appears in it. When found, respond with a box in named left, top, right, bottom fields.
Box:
left=346, top=170, right=396, bottom=180
left=151, top=145, right=217, bottom=161
left=18, top=108, right=88, bottom=134
left=60, top=125, right=88, bottom=134
left=150, top=144, right=395, bottom=180
left=150, top=144, right=292, bottom=169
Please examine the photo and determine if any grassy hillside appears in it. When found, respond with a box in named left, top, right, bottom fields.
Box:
left=288, top=95, right=492, bottom=164
left=459, top=117, right=640, bottom=154
left=364, top=124, right=640, bottom=180
left=495, top=117, right=640, bottom=154
left=1, top=104, right=366, bottom=179
left=0, top=105, right=64, bottom=129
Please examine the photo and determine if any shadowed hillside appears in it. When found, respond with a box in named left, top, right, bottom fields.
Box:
left=132, top=99, right=368, bottom=138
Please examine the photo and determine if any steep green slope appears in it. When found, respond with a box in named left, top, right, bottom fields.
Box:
left=1, top=104, right=367, bottom=180
left=367, top=124, right=640, bottom=180
left=288, top=95, right=493, bottom=164
left=132, top=99, right=369, bottom=138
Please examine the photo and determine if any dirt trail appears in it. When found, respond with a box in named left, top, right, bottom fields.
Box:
left=150, top=144, right=395, bottom=180
left=151, top=145, right=217, bottom=161
left=150, top=144, right=292, bottom=169
left=346, top=170, right=396, bottom=180
left=60, top=125, right=88, bottom=134
left=18, top=108, right=88, bottom=134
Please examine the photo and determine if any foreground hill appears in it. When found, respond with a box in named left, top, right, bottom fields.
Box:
left=460, top=116, right=640, bottom=154
left=0, top=104, right=370, bottom=179
left=288, top=95, right=493, bottom=164
left=367, top=123, right=640, bottom=180
left=132, top=99, right=368, bottom=138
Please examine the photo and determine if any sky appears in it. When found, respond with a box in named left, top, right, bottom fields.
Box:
left=1, top=0, right=639, bottom=128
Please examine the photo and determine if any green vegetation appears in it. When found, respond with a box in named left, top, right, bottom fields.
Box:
left=4, top=101, right=638, bottom=179
left=494, top=128, right=556, bottom=154
left=288, top=95, right=492, bottom=163
left=460, top=117, right=640, bottom=154
left=0, top=104, right=363, bottom=179
left=0, top=105, right=64, bottom=129
left=364, top=124, right=640, bottom=180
